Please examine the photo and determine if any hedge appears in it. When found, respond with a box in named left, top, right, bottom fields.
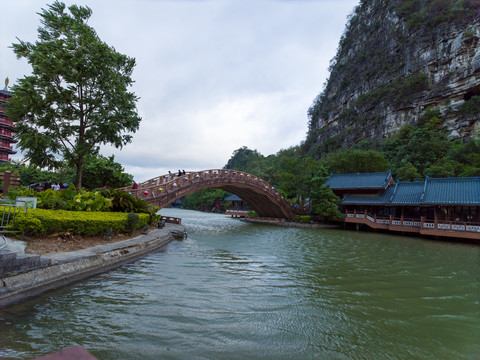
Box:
left=295, top=215, right=312, bottom=224
left=9, top=209, right=150, bottom=237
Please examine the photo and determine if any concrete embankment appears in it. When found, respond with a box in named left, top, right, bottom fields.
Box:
left=0, top=223, right=185, bottom=308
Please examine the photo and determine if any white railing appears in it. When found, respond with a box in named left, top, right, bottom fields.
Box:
left=345, top=210, right=480, bottom=234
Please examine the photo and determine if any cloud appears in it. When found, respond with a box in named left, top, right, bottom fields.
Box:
left=2, top=0, right=359, bottom=181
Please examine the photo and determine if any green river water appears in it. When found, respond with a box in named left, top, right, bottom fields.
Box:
left=0, top=208, right=479, bottom=359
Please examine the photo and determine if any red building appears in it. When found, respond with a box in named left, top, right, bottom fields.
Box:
left=0, top=80, right=17, bottom=162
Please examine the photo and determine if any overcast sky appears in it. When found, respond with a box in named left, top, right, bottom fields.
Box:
left=1, top=0, right=359, bottom=182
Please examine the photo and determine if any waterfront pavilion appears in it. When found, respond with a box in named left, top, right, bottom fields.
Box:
left=325, top=172, right=480, bottom=240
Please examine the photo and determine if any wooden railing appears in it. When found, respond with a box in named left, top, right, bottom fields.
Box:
left=161, top=216, right=182, bottom=225
left=225, top=209, right=249, bottom=218
left=345, top=210, right=480, bottom=239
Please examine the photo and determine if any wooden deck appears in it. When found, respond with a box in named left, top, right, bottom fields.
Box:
left=225, top=209, right=249, bottom=218
left=161, top=216, right=182, bottom=224
left=344, top=210, right=480, bottom=241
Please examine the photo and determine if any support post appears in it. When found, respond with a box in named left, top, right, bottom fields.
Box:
left=2, top=171, right=11, bottom=195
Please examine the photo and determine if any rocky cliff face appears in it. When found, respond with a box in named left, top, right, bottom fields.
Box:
left=305, top=0, right=480, bottom=155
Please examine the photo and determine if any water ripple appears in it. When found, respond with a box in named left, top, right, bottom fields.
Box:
left=1, top=209, right=479, bottom=359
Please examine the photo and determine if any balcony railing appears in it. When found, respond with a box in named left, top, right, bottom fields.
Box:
left=344, top=210, right=480, bottom=236
left=0, top=118, right=14, bottom=128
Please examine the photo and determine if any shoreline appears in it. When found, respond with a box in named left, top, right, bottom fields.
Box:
left=242, top=217, right=341, bottom=229
left=0, top=223, right=185, bottom=308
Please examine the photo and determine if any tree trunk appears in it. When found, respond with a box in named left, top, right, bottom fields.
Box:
left=75, top=156, right=83, bottom=191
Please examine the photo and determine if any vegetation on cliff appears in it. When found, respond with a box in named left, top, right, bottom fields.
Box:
left=305, top=0, right=480, bottom=156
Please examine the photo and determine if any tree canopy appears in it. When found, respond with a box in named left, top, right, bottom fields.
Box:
left=6, top=1, right=141, bottom=190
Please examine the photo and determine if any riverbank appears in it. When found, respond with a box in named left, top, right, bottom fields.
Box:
left=23, top=228, right=150, bottom=255
left=243, top=217, right=341, bottom=229
left=0, top=223, right=185, bottom=308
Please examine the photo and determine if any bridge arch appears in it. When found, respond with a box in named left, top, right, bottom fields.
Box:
left=119, top=169, right=307, bottom=219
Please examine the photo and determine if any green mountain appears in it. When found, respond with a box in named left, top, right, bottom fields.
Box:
left=305, top=0, right=480, bottom=156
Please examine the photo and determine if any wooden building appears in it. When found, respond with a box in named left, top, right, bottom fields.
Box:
left=325, top=172, right=480, bottom=240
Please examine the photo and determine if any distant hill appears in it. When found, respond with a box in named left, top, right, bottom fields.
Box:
left=304, top=0, right=480, bottom=156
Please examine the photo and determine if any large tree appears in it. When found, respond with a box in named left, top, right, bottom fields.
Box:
left=6, top=1, right=141, bottom=190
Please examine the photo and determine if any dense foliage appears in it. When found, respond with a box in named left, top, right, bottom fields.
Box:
left=0, top=155, right=133, bottom=190
left=396, top=0, right=480, bottom=32
left=183, top=188, right=229, bottom=211
left=381, top=109, right=480, bottom=179
left=81, top=155, right=134, bottom=189
left=219, top=105, right=480, bottom=217
left=221, top=146, right=342, bottom=218
left=10, top=186, right=154, bottom=216
left=6, top=1, right=141, bottom=190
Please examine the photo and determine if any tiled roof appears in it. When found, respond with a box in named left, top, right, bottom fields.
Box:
left=338, top=176, right=480, bottom=206
left=224, top=194, right=242, bottom=201
left=422, top=177, right=480, bottom=205
left=325, top=170, right=392, bottom=190
left=390, top=181, right=424, bottom=205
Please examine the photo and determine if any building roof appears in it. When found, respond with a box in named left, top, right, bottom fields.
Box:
left=0, top=89, right=10, bottom=97
left=224, top=194, right=242, bottom=201
left=325, top=170, right=392, bottom=190
left=390, top=181, right=424, bottom=205
left=338, top=176, right=480, bottom=206
left=422, top=177, right=480, bottom=205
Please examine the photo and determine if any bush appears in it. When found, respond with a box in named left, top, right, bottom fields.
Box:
left=10, top=209, right=149, bottom=237
left=111, top=191, right=150, bottom=213
left=295, top=215, right=311, bottom=224
left=247, top=210, right=258, bottom=217
left=126, top=213, right=140, bottom=234
left=10, top=213, right=45, bottom=236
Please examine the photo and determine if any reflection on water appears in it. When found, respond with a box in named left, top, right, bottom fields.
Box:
left=1, top=209, right=479, bottom=360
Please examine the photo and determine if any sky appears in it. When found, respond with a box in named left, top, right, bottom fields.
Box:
left=1, top=0, right=359, bottom=182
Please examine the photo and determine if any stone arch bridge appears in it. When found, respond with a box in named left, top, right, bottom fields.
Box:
left=118, top=169, right=308, bottom=219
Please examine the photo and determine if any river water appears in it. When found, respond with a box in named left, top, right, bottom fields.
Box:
left=1, top=209, right=479, bottom=359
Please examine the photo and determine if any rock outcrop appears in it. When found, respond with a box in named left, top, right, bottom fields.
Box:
left=305, top=0, right=480, bottom=155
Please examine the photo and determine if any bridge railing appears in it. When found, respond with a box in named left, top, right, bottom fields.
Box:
left=118, top=169, right=308, bottom=216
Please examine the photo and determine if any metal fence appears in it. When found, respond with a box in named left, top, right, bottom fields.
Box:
left=0, top=200, right=28, bottom=249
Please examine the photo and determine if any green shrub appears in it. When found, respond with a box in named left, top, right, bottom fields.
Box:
left=126, top=213, right=140, bottom=234
left=69, top=191, right=112, bottom=212
left=247, top=210, right=258, bottom=217
left=295, top=215, right=311, bottom=223
left=10, top=213, right=45, bottom=236
left=10, top=209, right=149, bottom=237
left=41, top=197, right=68, bottom=210
left=111, top=191, right=149, bottom=213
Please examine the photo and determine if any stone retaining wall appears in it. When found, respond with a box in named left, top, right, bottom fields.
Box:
left=0, top=224, right=185, bottom=308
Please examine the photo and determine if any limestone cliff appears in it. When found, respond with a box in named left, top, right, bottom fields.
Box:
left=305, top=0, right=480, bottom=155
